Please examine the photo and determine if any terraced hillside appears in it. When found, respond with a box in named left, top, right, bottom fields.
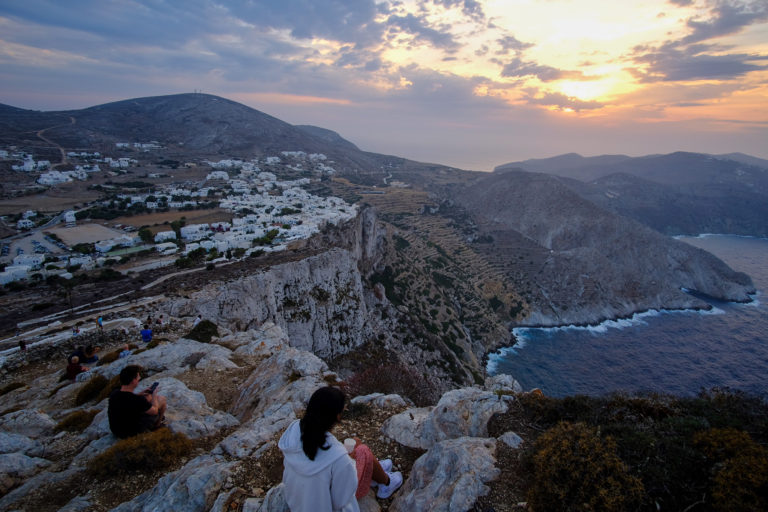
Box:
left=327, top=178, right=527, bottom=384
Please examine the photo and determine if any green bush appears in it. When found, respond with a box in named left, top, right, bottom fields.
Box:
left=74, top=375, right=109, bottom=406
left=186, top=320, right=218, bottom=343
left=55, top=409, right=99, bottom=432
left=86, top=428, right=192, bottom=477
left=527, top=421, right=644, bottom=512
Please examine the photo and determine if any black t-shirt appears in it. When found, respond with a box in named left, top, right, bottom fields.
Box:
left=108, top=389, right=152, bottom=438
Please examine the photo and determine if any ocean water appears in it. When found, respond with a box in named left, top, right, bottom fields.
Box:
left=487, top=235, right=768, bottom=398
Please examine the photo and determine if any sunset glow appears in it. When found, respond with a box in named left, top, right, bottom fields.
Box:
left=0, top=0, right=766, bottom=169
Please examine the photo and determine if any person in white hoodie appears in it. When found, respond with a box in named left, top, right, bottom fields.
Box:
left=279, top=387, right=402, bottom=512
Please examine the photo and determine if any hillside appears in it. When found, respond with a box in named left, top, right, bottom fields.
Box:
left=495, top=151, right=768, bottom=236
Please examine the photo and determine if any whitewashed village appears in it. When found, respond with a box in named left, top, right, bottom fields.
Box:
left=0, top=145, right=357, bottom=286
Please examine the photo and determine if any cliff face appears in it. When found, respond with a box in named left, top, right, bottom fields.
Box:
left=167, top=208, right=388, bottom=359
left=455, top=170, right=755, bottom=326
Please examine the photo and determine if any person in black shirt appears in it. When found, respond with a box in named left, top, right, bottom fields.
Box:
left=108, top=365, right=167, bottom=438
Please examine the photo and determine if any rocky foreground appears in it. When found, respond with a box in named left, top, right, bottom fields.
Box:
left=0, top=321, right=527, bottom=512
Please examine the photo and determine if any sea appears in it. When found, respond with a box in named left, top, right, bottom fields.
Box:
left=487, top=235, right=768, bottom=398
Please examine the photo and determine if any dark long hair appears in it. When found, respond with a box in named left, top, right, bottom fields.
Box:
left=300, top=387, right=346, bottom=460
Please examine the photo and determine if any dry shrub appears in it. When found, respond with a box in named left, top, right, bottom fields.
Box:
left=74, top=375, right=109, bottom=406
left=694, top=428, right=768, bottom=511
left=693, top=427, right=756, bottom=462
left=96, top=374, right=122, bottom=402
left=86, top=428, right=192, bottom=477
left=1, top=405, right=23, bottom=416
left=0, top=382, right=25, bottom=396
left=55, top=409, right=99, bottom=432
left=340, top=363, right=438, bottom=406
left=99, top=349, right=122, bottom=365
left=527, top=421, right=644, bottom=512
left=711, top=451, right=768, bottom=512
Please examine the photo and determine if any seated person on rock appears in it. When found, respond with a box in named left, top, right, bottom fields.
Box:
left=107, top=365, right=167, bottom=438
left=81, top=344, right=100, bottom=364
left=140, top=325, right=153, bottom=343
left=279, top=386, right=402, bottom=512
left=66, top=355, right=89, bottom=381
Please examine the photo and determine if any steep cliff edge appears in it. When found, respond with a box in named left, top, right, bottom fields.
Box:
left=454, top=170, right=755, bottom=326
left=166, top=208, right=386, bottom=359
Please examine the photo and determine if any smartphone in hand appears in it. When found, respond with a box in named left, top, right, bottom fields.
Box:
left=149, top=382, right=159, bottom=393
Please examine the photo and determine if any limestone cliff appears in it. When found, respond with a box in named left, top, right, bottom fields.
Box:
left=167, top=207, right=387, bottom=359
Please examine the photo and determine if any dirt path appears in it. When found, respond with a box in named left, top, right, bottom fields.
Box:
left=36, top=116, right=75, bottom=169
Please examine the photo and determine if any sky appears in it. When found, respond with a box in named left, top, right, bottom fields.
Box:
left=1, top=0, right=767, bottom=171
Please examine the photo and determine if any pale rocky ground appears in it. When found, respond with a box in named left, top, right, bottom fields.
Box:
left=0, top=320, right=531, bottom=512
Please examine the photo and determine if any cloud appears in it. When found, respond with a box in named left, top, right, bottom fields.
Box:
left=683, top=0, right=768, bottom=44
left=631, top=44, right=768, bottom=82
left=500, top=58, right=588, bottom=82
left=495, top=35, right=533, bottom=55
left=668, top=0, right=694, bottom=6
left=524, top=91, right=604, bottom=111
left=429, top=0, right=486, bottom=21
left=386, top=13, right=459, bottom=50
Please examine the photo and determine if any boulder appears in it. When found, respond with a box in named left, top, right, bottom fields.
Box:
left=379, top=407, right=432, bottom=449
left=0, top=409, right=56, bottom=439
left=215, top=405, right=295, bottom=458
left=351, top=393, right=409, bottom=409
left=498, top=431, right=524, bottom=449
left=259, top=483, right=289, bottom=512
left=484, top=374, right=523, bottom=394
left=227, top=322, right=290, bottom=356
left=382, top=387, right=512, bottom=449
left=229, top=346, right=328, bottom=423
left=0, top=452, right=51, bottom=483
left=157, top=377, right=239, bottom=438
left=99, top=338, right=238, bottom=381
left=0, top=468, right=78, bottom=511
left=389, top=437, right=499, bottom=512
left=111, top=454, right=237, bottom=512
left=0, top=431, right=44, bottom=457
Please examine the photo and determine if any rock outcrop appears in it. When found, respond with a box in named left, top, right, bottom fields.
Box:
left=0, top=321, right=526, bottom=512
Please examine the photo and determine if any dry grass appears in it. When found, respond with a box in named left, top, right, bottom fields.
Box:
left=87, top=428, right=193, bottom=477
left=112, top=208, right=232, bottom=231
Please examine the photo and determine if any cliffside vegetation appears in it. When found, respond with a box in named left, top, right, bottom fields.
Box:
left=486, top=387, right=768, bottom=512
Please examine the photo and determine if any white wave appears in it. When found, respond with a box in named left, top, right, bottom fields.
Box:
left=486, top=344, right=524, bottom=374
left=510, top=306, right=724, bottom=341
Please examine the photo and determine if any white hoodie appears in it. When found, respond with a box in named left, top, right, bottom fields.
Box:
left=278, top=419, right=360, bottom=512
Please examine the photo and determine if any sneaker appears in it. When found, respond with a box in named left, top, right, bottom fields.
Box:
left=376, top=471, right=403, bottom=499
left=371, top=459, right=395, bottom=488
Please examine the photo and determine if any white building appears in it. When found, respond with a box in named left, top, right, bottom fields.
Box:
left=16, top=219, right=35, bottom=229
left=13, top=254, right=44, bottom=268
left=155, top=242, right=178, bottom=254
left=37, top=171, right=72, bottom=185
left=0, top=265, right=31, bottom=284
left=154, top=231, right=177, bottom=242
left=206, top=171, right=230, bottom=181
left=180, top=224, right=210, bottom=240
